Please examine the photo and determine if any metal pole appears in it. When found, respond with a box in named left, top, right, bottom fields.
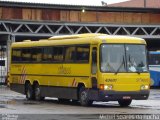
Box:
left=144, top=0, right=146, bottom=8
left=7, top=35, right=14, bottom=74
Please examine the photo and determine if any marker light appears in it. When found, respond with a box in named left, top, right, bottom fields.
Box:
left=100, top=84, right=104, bottom=90
left=100, top=84, right=113, bottom=90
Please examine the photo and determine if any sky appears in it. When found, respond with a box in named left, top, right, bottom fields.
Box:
left=0, top=0, right=129, bottom=6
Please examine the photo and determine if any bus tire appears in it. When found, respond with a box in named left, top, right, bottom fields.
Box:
left=118, top=99, right=132, bottom=107
left=26, top=83, right=34, bottom=100
left=79, top=86, right=93, bottom=106
left=34, top=83, right=44, bottom=101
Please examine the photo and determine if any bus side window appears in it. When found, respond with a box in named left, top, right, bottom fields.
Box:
left=64, top=46, right=75, bottom=62
left=42, top=47, right=53, bottom=62
left=12, top=49, right=22, bottom=62
left=76, top=45, right=89, bottom=63
left=21, top=48, right=31, bottom=62
left=31, top=48, right=42, bottom=62
left=53, top=47, right=64, bottom=62
left=92, top=47, right=97, bottom=74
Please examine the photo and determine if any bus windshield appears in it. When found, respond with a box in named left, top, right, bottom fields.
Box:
left=101, top=44, right=148, bottom=73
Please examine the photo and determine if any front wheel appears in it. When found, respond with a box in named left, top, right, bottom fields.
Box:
left=34, top=84, right=44, bottom=101
left=118, top=99, right=132, bottom=107
left=79, top=87, right=93, bottom=106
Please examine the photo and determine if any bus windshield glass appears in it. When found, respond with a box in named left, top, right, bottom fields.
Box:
left=101, top=44, right=148, bottom=73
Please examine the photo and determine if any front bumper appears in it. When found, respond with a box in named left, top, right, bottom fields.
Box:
left=88, top=89, right=150, bottom=102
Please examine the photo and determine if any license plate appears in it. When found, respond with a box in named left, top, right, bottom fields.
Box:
left=123, top=96, right=131, bottom=99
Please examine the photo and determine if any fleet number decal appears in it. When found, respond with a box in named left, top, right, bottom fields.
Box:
left=105, top=79, right=117, bottom=82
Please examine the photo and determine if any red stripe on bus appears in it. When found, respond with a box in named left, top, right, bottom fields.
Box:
left=72, top=79, right=75, bottom=86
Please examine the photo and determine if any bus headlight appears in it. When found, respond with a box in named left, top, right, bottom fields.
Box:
left=104, top=85, right=113, bottom=90
left=141, top=85, right=149, bottom=90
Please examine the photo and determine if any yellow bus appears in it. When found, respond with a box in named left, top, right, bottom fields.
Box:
left=9, top=33, right=150, bottom=107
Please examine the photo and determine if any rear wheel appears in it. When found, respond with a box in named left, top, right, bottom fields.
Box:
left=118, top=99, right=132, bottom=107
left=26, top=83, right=34, bottom=100
left=79, top=86, right=93, bottom=106
left=34, top=84, right=44, bottom=101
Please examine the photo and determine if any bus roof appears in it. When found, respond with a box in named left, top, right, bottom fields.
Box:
left=48, top=33, right=104, bottom=40
left=11, top=33, right=146, bottom=48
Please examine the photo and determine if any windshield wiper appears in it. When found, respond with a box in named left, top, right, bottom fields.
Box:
left=137, top=71, right=141, bottom=74
left=136, top=67, right=141, bottom=74
left=115, top=56, right=125, bottom=75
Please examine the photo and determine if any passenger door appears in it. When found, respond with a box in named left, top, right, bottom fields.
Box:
left=91, top=47, right=98, bottom=89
